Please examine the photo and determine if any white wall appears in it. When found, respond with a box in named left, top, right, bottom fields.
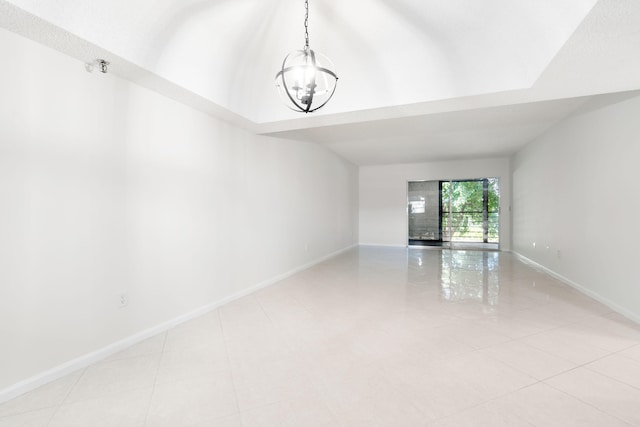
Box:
left=359, top=159, right=511, bottom=249
left=512, top=91, right=640, bottom=321
left=0, top=28, right=358, bottom=393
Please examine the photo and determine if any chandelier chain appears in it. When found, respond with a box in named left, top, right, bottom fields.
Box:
left=304, top=0, right=310, bottom=49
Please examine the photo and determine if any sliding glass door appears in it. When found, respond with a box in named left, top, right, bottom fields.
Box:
left=408, top=180, right=441, bottom=244
left=408, top=178, right=499, bottom=248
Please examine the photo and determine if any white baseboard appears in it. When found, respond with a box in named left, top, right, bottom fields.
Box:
left=512, top=251, right=640, bottom=325
left=0, top=243, right=358, bottom=404
left=358, top=243, right=407, bottom=248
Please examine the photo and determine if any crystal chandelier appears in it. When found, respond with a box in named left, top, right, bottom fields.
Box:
left=275, top=0, right=338, bottom=113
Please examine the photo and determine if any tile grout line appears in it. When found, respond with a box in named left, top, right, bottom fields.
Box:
left=529, top=347, right=640, bottom=426
left=253, top=284, right=349, bottom=426
left=217, top=308, right=244, bottom=424
left=43, top=367, right=86, bottom=427
left=543, top=378, right=636, bottom=427
left=580, top=349, right=640, bottom=392
left=139, top=331, right=168, bottom=427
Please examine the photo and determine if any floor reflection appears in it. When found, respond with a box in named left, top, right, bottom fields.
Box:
left=440, top=250, right=499, bottom=305
left=408, top=249, right=500, bottom=305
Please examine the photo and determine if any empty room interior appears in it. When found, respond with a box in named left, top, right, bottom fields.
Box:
left=2, top=0, right=640, bottom=426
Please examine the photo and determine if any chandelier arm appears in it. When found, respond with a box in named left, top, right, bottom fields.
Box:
left=314, top=67, right=338, bottom=79
left=308, top=82, right=338, bottom=113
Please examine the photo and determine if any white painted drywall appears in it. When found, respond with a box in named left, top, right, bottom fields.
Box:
left=0, top=27, right=358, bottom=392
left=359, top=159, right=511, bottom=249
left=512, top=91, right=640, bottom=321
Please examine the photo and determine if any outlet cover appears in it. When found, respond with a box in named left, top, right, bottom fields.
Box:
left=118, top=291, right=128, bottom=308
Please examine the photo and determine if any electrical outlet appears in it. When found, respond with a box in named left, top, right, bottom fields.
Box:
left=118, top=291, right=128, bottom=308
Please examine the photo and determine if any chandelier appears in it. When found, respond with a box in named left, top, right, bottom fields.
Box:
left=275, top=0, right=338, bottom=113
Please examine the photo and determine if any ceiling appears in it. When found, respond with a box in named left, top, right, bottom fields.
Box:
left=1, top=0, right=640, bottom=165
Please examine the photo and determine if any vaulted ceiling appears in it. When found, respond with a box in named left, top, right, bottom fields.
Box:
left=2, top=0, right=640, bottom=164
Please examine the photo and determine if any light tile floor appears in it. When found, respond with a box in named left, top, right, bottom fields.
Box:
left=2, top=246, right=640, bottom=426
